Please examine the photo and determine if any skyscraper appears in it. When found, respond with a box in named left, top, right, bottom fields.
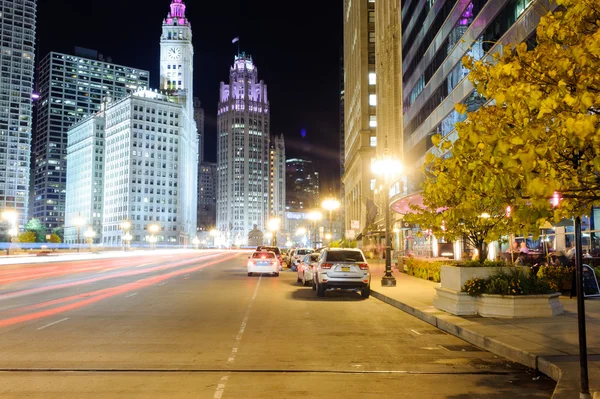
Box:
left=216, top=53, right=270, bottom=245
left=285, top=158, right=320, bottom=211
left=33, top=49, right=149, bottom=231
left=65, top=0, right=198, bottom=247
left=269, top=134, right=285, bottom=222
left=393, top=1, right=552, bottom=217
left=342, top=0, right=377, bottom=241
left=0, top=0, right=36, bottom=229
left=194, top=97, right=204, bottom=163
left=197, top=161, right=217, bottom=230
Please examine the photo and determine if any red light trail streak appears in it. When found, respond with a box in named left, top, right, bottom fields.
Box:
left=0, top=252, right=241, bottom=329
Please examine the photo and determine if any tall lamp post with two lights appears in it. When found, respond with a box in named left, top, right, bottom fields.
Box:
left=322, top=198, right=341, bottom=242
left=372, top=152, right=403, bottom=287
left=307, top=211, right=322, bottom=249
left=268, top=218, right=281, bottom=247
left=121, top=221, right=132, bottom=251
left=73, top=216, right=85, bottom=253
left=149, top=224, right=160, bottom=250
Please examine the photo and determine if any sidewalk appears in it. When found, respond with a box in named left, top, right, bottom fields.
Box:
left=368, top=260, right=600, bottom=399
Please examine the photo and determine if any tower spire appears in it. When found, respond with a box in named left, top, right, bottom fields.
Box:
left=170, top=0, right=186, bottom=18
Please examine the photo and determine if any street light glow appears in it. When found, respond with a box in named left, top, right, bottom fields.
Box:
left=296, top=227, right=307, bottom=236
left=307, top=211, right=322, bottom=221
left=371, top=155, right=403, bottom=178
left=73, top=217, right=85, bottom=227
left=2, top=210, right=17, bottom=224
left=121, top=221, right=132, bottom=230
left=322, top=198, right=340, bottom=212
left=149, top=224, right=160, bottom=233
left=267, top=218, right=280, bottom=232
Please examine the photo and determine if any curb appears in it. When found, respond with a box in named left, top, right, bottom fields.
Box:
left=370, top=288, right=579, bottom=399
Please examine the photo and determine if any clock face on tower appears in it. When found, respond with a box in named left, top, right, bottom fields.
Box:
left=168, top=47, right=182, bottom=60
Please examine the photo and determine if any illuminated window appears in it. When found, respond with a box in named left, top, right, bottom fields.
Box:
left=370, top=179, right=376, bottom=190
left=369, top=94, right=377, bottom=106
left=370, top=136, right=377, bottom=147
left=369, top=73, right=376, bottom=85
left=369, top=116, right=377, bottom=127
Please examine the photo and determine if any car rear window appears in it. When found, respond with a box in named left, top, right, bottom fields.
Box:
left=257, top=246, right=280, bottom=255
left=253, top=252, right=275, bottom=259
left=296, top=249, right=311, bottom=255
left=325, top=251, right=365, bottom=262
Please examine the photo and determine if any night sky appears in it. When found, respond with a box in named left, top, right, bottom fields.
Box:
left=37, top=0, right=343, bottom=194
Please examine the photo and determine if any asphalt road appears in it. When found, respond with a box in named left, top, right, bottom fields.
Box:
left=0, top=250, right=555, bottom=398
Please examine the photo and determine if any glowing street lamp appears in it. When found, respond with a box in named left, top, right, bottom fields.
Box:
left=121, top=220, right=132, bottom=251
left=372, top=152, right=403, bottom=287
left=209, top=229, right=219, bottom=248
left=84, top=227, right=96, bottom=252
left=268, top=218, right=281, bottom=246
left=2, top=210, right=18, bottom=255
left=192, top=236, right=200, bottom=249
left=322, top=198, right=341, bottom=241
left=149, top=224, right=160, bottom=250
left=308, top=211, right=322, bottom=248
left=73, top=216, right=86, bottom=253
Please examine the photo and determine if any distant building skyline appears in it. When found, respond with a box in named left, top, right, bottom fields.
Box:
left=0, top=0, right=37, bottom=229
left=269, top=134, right=285, bottom=222
left=285, top=158, right=320, bottom=212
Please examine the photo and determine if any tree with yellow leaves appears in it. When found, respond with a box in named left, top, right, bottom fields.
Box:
left=455, top=0, right=600, bottom=223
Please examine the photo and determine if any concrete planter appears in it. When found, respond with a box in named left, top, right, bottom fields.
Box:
left=434, top=266, right=529, bottom=316
left=477, top=293, right=563, bottom=318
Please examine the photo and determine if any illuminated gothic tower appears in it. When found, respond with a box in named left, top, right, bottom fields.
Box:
left=160, top=0, right=194, bottom=116
left=216, top=54, right=270, bottom=245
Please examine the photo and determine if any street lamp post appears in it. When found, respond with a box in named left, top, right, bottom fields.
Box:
left=268, top=218, right=280, bottom=247
left=296, top=227, right=307, bottom=247
left=192, top=236, right=200, bottom=249
left=121, top=221, right=131, bottom=251
left=372, top=153, right=403, bottom=287
left=149, top=224, right=160, bottom=250
left=322, top=198, right=341, bottom=242
left=209, top=229, right=219, bottom=248
left=307, top=211, right=322, bottom=249
left=2, top=210, right=18, bottom=256
left=73, top=216, right=85, bottom=253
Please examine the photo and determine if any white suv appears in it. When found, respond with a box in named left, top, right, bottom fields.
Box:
left=313, top=248, right=370, bottom=298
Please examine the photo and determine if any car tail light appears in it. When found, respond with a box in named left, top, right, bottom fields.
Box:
left=321, top=263, right=332, bottom=269
left=358, top=263, right=369, bottom=270
left=249, top=260, right=255, bottom=265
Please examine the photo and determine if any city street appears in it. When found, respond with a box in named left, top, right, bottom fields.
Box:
left=0, top=250, right=555, bottom=398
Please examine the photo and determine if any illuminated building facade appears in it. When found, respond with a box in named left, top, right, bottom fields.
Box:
left=216, top=53, right=270, bottom=245
left=285, top=158, right=319, bottom=211
left=0, top=0, right=36, bottom=229
left=269, top=134, right=285, bottom=221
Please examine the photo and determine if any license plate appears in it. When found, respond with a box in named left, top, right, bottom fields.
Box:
left=341, top=266, right=351, bottom=272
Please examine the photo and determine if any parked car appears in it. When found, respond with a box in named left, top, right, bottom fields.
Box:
left=284, top=247, right=296, bottom=266
left=247, top=251, right=279, bottom=277
left=256, top=246, right=282, bottom=270
left=297, top=253, right=320, bottom=286
left=290, top=248, right=313, bottom=271
left=313, top=248, right=371, bottom=298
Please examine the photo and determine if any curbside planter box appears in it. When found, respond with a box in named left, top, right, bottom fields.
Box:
left=434, top=266, right=530, bottom=316
left=477, top=293, right=563, bottom=318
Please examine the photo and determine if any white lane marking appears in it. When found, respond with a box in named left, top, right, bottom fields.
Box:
left=213, top=375, right=229, bottom=399
left=37, top=318, right=69, bottom=331
left=213, top=276, right=261, bottom=398
left=136, top=263, right=153, bottom=268
left=410, top=329, right=421, bottom=335
left=125, top=293, right=138, bottom=298
left=158, top=282, right=168, bottom=286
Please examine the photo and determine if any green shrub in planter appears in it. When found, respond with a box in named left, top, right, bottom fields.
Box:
left=463, top=267, right=556, bottom=297
left=537, top=265, right=573, bottom=291
left=405, top=258, right=455, bottom=282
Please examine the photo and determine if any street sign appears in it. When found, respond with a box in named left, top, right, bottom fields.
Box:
left=351, top=220, right=360, bottom=230
left=346, top=230, right=355, bottom=239
left=583, top=265, right=600, bottom=298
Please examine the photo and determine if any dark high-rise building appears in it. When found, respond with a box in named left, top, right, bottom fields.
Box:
left=0, top=0, right=37, bottom=229
left=198, top=162, right=217, bottom=230
left=285, top=158, right=320, bottom=211
left=33, top=48, right=149, bottom=231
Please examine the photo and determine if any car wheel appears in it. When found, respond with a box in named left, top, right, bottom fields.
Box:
left=297, top=276, right=302, bottom=283
left=312, top=280, right=316, bottom=291
left=274, top=273, right=279, bottom=277
left=303, top=274, right=310, bottom=286
left=317, top=283, right=326, bottom=297
left=361, top=286, right=371, bottom=298
left=247, top=272, right=252, bottom=277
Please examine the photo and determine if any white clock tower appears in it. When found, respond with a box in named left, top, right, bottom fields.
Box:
left=160, top=0, right=194, bottom=114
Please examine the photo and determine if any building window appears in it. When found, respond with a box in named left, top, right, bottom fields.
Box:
left=369, top=32, right=376, bottom=43
left=369, top=94, right=377, bottom=106
left=370, top=179, right=376, bottom=191
left=369, top=116, right=377, bottom=128
left=369, top=11, right=375, bottom=23
left=370, top=136, right=377, bottom=147
left=369, top=73, right=376, bottom=85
